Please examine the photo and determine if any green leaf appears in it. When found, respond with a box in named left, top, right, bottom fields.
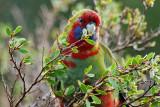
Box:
left=17, top=38, right=27, bottom=45
left=135, top=90, right=144, bottom=95
left=71, top=46, right=79, bottom=53
left=9, top=39, right=16, bottom=48
left=150, top=86, right=159, bottom=94
left=145, top=52, right=155, bottom=60
left=85, top=99, right=91, bottom=107
left=84, top=65, right=92, bottom=74
left=108, top=78, right=119, bottom=89
left=6, top=27, right=12, bottom=36
left=8, top=38, right=27, bottom=49
left=107, top=64, right=117, bottom=76
left=78, top=81, right=93, bottom=93
left=126, top=57, right=133, bottom=66
left=132, top=58, right=138, bottom=65
left=85, top=39, right=95, bottom=45
left=44, top=57, right=52, bottom=64
left=91, top=95, right=101, bottom=104
left=110, top=64, right=117, bottom=70
left=14, top=26, right=22, bottom=34
left=96, top=89, right=106, bottom=95
left=54, top=69, right=66, bottom=77
left=150, top=101, right=160, bottom=107
left=86, top=73, right=95, bottom=78
left=51, top=50, right=60, bottom=59
left=23, top=56, right=32, bottom=64
left=11, top=38, right=27, bottom=48
left=46, top=72, right=55, bottom=77
left=135, top=55, right=143, bottom=64
left=78, top=80, right=88, bottom=93
left=19, top=48, right=28, bottom=54
left=47, top=78, right=55, bottom=84
left=54, top=90, right=64, bottom=97
left=55, top=64, right=65, bottom=70
left=64, top=85, right=75, bottom=96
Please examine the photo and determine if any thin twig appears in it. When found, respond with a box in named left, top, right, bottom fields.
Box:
left=125, top=80, right=155, bottom=106
left=9, top=47, right=26, bottom=93
left=112, top=28, right=160, bottom=52
left=10, top=75, right=19, bottom=103
left=1, top=73, right=13, bottom=107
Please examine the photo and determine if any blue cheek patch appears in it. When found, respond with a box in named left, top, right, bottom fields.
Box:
left=74, top=26, right=83, bottom=39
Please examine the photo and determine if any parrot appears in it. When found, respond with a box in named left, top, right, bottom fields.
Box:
left=51, top=9, right=122, bottom=107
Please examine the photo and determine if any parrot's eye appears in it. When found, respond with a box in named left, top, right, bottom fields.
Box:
left=78, top=18, right=83, bottom=23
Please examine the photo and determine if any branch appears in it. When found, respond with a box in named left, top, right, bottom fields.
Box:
left=9, top=47, right=26, bottom=93
left=112, top=28, right=160, bottom=52
left=124, top=80, right=156, bottom=106
left=1, top=73, right=13, bottom=107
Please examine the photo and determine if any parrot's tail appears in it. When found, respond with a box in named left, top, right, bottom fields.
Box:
left=99, top=92, right=119, bottom=107
left=99, top=92, right=128, bottom=107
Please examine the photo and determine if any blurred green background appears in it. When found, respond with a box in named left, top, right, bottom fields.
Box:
left=0, top=0, right=160, bottom=106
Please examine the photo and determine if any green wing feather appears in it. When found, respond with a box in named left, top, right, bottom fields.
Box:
left=100, top=42, right=118, bottom=66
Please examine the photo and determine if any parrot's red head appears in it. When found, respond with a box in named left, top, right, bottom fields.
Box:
left=66, top=9, right=101, bottom=59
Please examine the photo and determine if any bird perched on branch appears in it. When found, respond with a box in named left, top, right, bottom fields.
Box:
left=51, top=9, right=121, bottom=107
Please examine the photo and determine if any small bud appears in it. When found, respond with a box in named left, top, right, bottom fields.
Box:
left=73, top=103, right=79, bottom=107
left=145, top=0, right=155, bottom=7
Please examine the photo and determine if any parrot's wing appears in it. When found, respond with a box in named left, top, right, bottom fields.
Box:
left=100, top=42, right=118, bottom=66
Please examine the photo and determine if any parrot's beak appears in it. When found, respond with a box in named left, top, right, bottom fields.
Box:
left=81, top=22, right=96, bottom=39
